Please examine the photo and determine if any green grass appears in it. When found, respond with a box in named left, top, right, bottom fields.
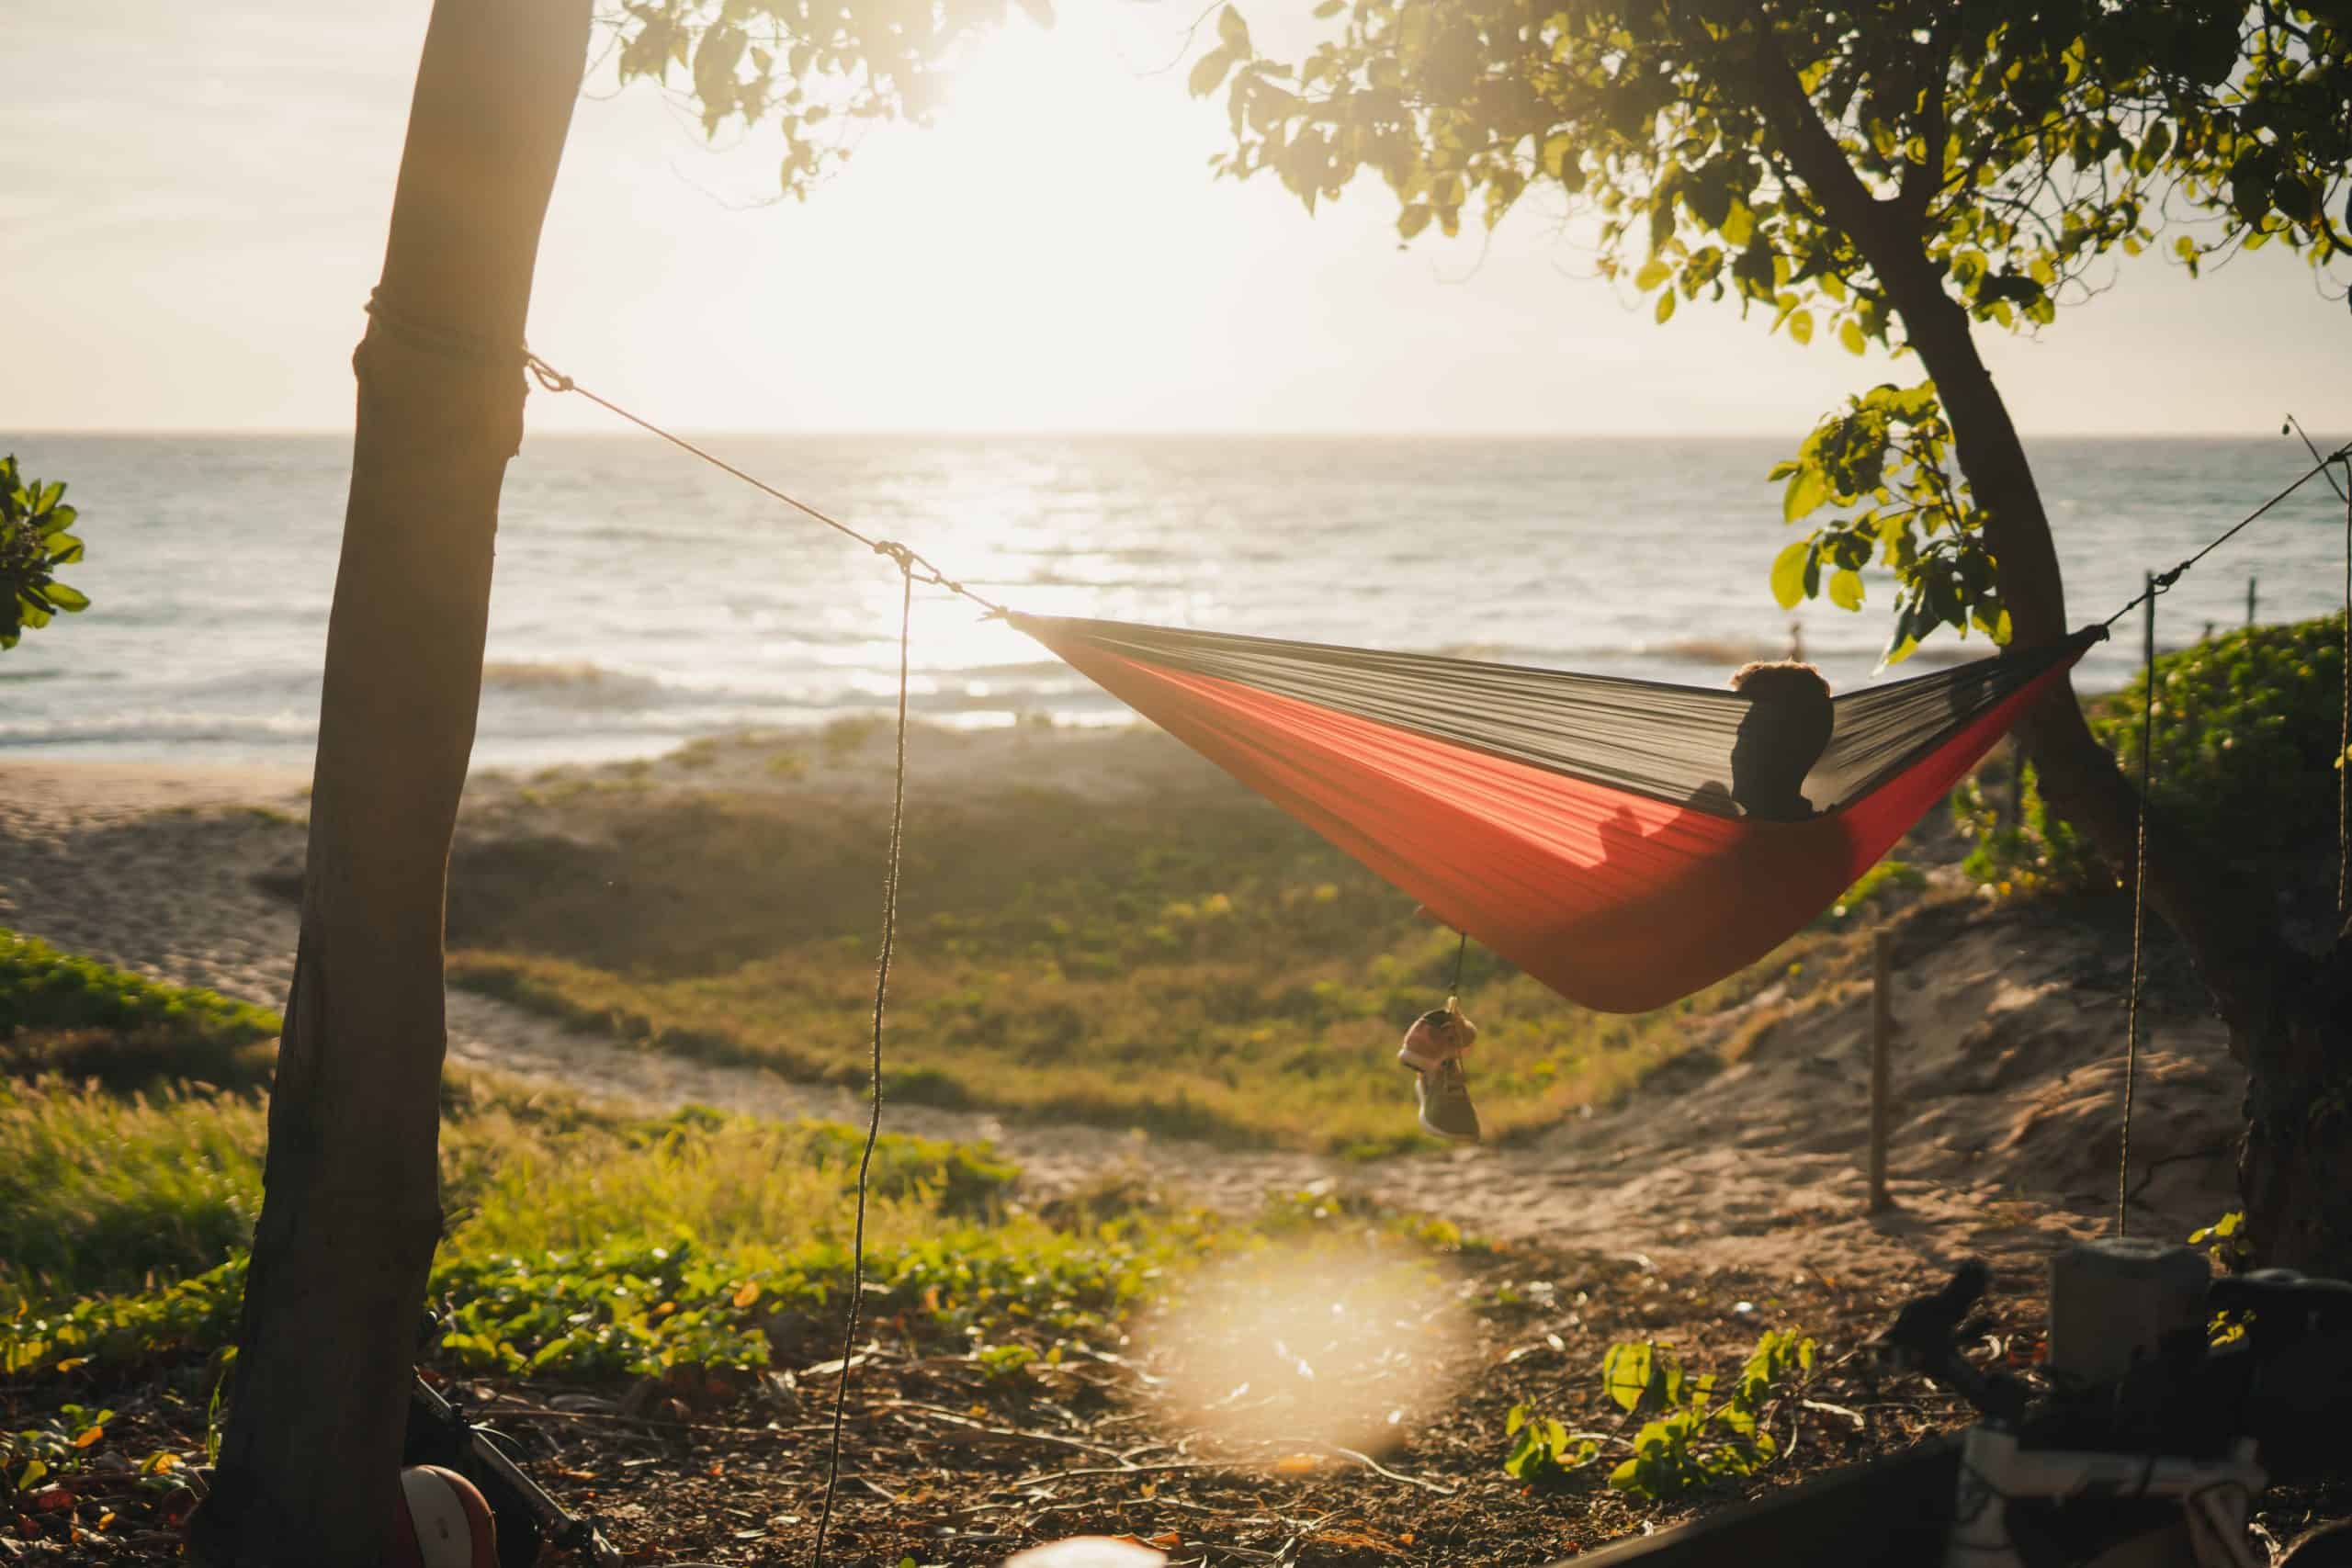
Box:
left=2, top=1067, right=1456, bottom=1386
left=446, top=765, right=1795, bottom=1156
left=1, top=929, right=279, bottom=1089
left=0, top=936, right=1465, bottom=1387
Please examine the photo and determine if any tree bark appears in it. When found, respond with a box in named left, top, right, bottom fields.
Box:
left=1753, top=55, right=2348, bottom=1273
left=189, top=3, right=591, bottom=1562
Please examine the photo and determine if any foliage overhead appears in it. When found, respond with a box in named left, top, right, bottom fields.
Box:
left=604, top=0, right=1051, bottom=196
left=1, top=457, right=88, bottom=652
left=1189, top=0, right=2351, bottom=653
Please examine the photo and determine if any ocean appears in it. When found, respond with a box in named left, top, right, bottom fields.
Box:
left=2, top=433, right=2343, bottom=769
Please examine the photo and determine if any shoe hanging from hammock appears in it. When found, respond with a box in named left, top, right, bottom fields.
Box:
left=1017, top=614, right=2099, bottom=1013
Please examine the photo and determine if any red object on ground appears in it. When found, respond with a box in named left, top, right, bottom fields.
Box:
left=391, top=1464, right=498, bottom=1568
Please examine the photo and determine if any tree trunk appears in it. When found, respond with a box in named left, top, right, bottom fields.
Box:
left=189, top=4, right=591, bottom=1562
left=1755, top=57, right=2349, bottom=1274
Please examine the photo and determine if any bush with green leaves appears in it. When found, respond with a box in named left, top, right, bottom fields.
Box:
left=1606, top=1330, right=1813, bottom=1501
left=1500, top=1328, right=1815, bottom=1499
left=0, top=457, right=88, bottom=650
left=1955, top=613, right=2349, bottom=892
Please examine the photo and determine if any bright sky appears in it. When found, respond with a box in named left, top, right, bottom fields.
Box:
left=5, top=1, right=2347, bottom=434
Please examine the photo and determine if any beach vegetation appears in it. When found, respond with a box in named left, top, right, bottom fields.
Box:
left=1, top=456, right=89, bottom=651
left=1, top=930, right=279, bottom=1091
left=0, top=947, right=1445, bottom=1379
left=1953, top=612, right=2349, bottom=894
left=437, top=769, right=1805, bottom=1155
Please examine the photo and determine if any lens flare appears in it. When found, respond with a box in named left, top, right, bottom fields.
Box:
left=1136, top=1242, right=1470, bottom=1459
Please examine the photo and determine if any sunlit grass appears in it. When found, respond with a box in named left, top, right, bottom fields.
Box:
left=1, top=928, right=278, bottom=1089
left=444, top=755, right=1804, bottom=1155
left=1, top=932, right=1478, bottom=1389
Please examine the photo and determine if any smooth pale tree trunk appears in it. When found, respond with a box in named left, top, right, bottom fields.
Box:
left=1757, top=61, right=2351, bottom=1274
left=190, top=3, right=592, bottom=1562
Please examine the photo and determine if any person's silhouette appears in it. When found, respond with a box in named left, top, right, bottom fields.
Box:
left=1724, top=660, right=1834, bottom=820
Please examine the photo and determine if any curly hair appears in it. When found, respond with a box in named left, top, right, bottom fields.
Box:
left=1727, top=660, right=1832, bottom=818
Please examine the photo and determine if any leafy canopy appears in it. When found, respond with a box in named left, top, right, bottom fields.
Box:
left=605, top=0, right=1051, bottom=197
left=1192, top=0, right=2350, bottom=657
left=1, top=457, right=88, bottom=651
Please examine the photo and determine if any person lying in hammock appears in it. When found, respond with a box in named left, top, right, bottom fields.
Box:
left=1394, top=658, right=1837, bottom=1145
left=1724, top=658, right=1835, bottom=821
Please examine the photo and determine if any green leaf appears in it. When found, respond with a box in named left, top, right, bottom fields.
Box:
left=1216, top=5, right=1250, bottom=53
left=1187, top=47, right=1234, bottom=96
left=1786, top=309, right=1813, bottom=345
left=1839, top=318, right=1867, bottom=355
left=1781, top=466, right=1831, bottom=524
left=1312, top=0, right=1343, bottom=13
left=1601, top=1342, right=1654, bottom=1412
left=1634, top=257, right=1670, bottom=292
left=1397, top=204, right=1433, bottom=239
left=1770, top=540, right=1812, bottom=610
left=43, top=582, right=89, bottom=614
left=1654, top=289, right=1677, bottom=324
left=1827, top=568, right=1864, bottom=612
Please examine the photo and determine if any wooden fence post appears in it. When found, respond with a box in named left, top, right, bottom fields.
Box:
left=1870, top=931, right=1893, bottom=1213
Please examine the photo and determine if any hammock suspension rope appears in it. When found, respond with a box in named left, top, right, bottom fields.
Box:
left=2117, top=580, right=2156, bottom=1237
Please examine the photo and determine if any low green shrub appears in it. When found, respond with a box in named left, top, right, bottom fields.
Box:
left=1954, top=613, right=2348, bottom=893
left=0, top=930, right=280, bottom=1089
left=1502, top=1328, right=1815, bottom=1500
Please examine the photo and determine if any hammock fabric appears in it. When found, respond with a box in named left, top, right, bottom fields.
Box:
left=1016, top=615, right=2097, bottom=1013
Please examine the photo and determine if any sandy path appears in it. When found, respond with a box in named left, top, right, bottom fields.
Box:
left=2, top=750, right=2245, bottom=1305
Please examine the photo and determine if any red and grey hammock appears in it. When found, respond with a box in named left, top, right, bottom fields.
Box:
left=1017, top=615, right=2097, bottom=1013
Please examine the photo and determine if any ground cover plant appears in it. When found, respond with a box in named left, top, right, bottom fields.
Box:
left=438, top=728, right=1847, bottom=1158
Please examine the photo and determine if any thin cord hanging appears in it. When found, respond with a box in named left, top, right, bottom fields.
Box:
left=810, top=564, right=914, bottom=1568
left=2117, top=579, right=2156, bottom=1237
left=1447, top=929, right=1469, bottom=1002
left=2340, top=464, right=2350, bottom=921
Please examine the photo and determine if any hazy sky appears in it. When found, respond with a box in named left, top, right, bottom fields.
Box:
left=6, top=1, right=2347, bottom=434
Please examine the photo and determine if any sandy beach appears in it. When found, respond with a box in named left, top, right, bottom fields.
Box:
left=1, top=721, right=2245, bottom=1300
